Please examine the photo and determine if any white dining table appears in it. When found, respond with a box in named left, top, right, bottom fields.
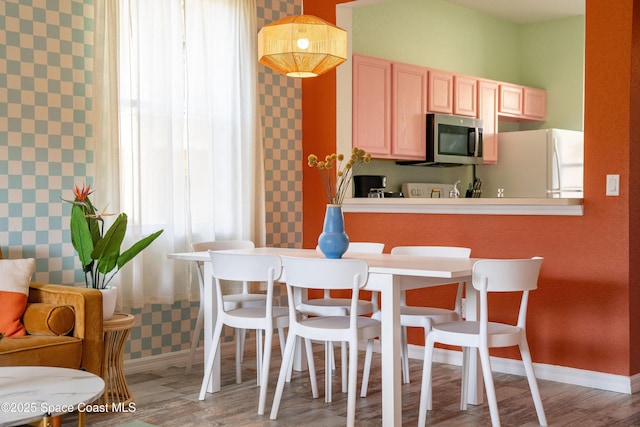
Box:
left=168, top=247, right=482, bottom=426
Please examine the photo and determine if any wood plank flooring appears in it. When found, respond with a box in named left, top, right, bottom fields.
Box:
left=59, top=342, right=640, bottom=426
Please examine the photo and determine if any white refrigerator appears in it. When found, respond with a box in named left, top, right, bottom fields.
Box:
left=476, top=129, right=584, bottom=198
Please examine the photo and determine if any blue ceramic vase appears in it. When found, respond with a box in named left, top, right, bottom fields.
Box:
left=318, top=204, right=349, bottom=259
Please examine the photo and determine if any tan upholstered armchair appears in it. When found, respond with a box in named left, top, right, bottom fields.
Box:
left=0, top=282, right=104, bottom=376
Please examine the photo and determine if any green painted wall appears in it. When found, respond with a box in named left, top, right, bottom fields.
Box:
left=352, top=0, right=585, bottom=131
left=352, top=0, right=520, bottom=82
left=520, top=17, right=585, bottom=130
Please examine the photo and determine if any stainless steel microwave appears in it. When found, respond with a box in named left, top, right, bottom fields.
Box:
left=398, top=113, right=483, bottom=166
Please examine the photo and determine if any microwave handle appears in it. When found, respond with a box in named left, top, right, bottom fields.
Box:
left=469, top=129, right=480, bottom=156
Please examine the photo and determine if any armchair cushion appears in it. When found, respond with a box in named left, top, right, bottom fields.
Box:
left=0, top=258, right=36, bottom=337
left=23, top=303, right=75, bottom=336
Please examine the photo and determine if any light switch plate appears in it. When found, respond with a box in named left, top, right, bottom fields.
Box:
left=606, top=174, right=620, bottom=196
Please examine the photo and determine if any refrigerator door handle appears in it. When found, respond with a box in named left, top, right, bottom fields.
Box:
left=552, top=135, right=562, bottom=191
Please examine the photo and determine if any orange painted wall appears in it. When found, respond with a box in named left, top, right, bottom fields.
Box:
left=629, top=0, right=640, bottom=375
left=303, top=0, right=640, bottom=376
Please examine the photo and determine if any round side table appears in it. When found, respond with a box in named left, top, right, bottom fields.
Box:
left=99, top=312, right=135, bottom=407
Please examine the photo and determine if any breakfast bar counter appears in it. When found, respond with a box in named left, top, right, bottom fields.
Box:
left=342, top=197, right=584, bottom=216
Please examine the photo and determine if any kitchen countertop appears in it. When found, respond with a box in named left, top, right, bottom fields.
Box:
left=342, top=197, right=584, bottom=216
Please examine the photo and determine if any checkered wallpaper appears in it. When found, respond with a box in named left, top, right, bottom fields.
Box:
left=0, top=0, right=94, bottom=285
left=259, top=0, right=303, bottom=248
left=0, top=0, right=302, bottom=361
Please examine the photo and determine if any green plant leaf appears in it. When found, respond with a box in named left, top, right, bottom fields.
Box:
left=83, top=198, right=102, bottom=246
left=92, top=213, right=127, bottom=275
left=117, top=229, right=164, bottom=269
left=70, top=205, right=94, bottom=268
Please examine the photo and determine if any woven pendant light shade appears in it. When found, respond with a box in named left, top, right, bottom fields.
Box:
left=257, top=15, right=347, bottom=78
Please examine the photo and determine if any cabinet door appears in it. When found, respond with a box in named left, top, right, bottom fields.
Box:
left=478, top=80, right=498, bottom=164
left=352, top=54, right=392, bottom=157
left=454, top=75, right=477, bottom=117
left=523, top=87, right=547, bottom=120
left=392, top=62, right=427, bottom=159
left=498, top=84, right=523, bottom=117
left=428, top=70, right=453, bottom=114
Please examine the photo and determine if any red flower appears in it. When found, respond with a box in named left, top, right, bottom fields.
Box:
left=73, top=183, right=91, bottom=202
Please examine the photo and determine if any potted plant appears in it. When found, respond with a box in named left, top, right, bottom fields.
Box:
left=64, top=183, right=163, bottom=319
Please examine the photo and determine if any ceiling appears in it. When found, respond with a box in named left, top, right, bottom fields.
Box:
left=444, top=0, right=585, bottom=24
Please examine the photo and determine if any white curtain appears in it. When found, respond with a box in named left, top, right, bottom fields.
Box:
left=92, top=0, right=266, bottom=308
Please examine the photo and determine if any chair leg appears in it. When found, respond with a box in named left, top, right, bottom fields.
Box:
left=341, top=341, right=348, bottom=393
left=278, top=327, right=291, bottom=383
left=325, top=341, right=332, bottom=403
left=401, top=326, right=410, bottom=384
left=329, top=341, right=336, bottom=371
left=519, top=337, right=548, bottom=426
left=422, top=326, right=432, bottom=410
left=239, top=328, right=246, bottom=362
left=185, top=301, right=204, bottom=374
left=269, top=331, right=297, bottom=420
left=346, top=339, right=359, bottom=427
left=256, top=329, right=263, bottom=386
left=305, top=338, right=319, bottom=398
left=235, top=328, right=243, bottom=384
left=257, top=327, right=273, bottom=415
left=478, top=346, right=500, bottom=427
left=278, top=327, right=286, bottom=354
left=418, top=333, right=436, bottom=427
left=360, top=338, right=374, bottom=397
left=199, top=320, right=224, bottom=400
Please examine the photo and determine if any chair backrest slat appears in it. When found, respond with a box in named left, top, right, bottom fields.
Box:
left=472, top=257, right=543, bottom=293
left=209, top=252, right=281, bottom=283
left=282, top=256, right=368, bottom=290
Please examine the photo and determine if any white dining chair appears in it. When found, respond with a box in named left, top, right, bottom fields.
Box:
left=297, top=242, right=383, bottom=397
left=186, top=240, right=270, bottom=376
left=418, top=257, right=547, bottom=427
left=270, top=256, right=380, bottom=427
left=198, top=252, right=288, bottom=415
left=389, top=245, right=471, bottom=384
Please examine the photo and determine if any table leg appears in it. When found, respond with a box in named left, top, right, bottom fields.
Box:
left=465, top=281, right=484, bottom=405
left=203, top=262, right=221, bottom=394
left=369, top=273, right=402, bottom=427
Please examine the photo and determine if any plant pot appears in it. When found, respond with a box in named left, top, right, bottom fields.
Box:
left=317, top=204, right=350, bottom=259
left=100, top=286, right=118, bottom=321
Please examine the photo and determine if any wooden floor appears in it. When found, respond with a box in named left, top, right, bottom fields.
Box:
left=59, top=342, right=640, bottom=427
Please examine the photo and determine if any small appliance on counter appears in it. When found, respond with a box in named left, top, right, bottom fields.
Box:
left=402, top=182, right=456, bottom=198
left=353, top=175, right=386, bottom=197
left=367, top=189, right=404, bottom=198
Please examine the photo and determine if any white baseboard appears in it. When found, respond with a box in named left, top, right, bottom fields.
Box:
left=401, top=342, right=640, bottom=395
left=124, top=347, right=204, bottom=375
left=123, top=341, right=640, bottom=395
